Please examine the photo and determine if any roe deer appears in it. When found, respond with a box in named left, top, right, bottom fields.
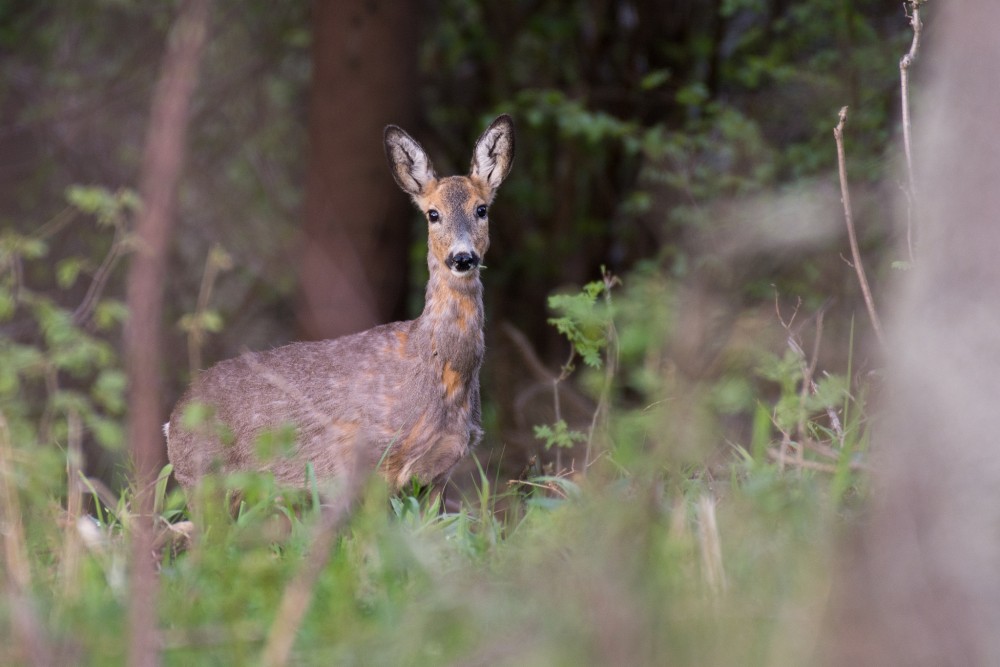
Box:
left=166, top=115, right=514, bottom=495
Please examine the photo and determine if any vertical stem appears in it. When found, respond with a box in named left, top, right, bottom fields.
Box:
left=834, top=107, right=887, bottom=350
left=0, top=410, right=53, bottom=665
left=261, top=476, right=361, bottom=667
left=585, top=270, right=619, bottom=471
left=551, top=346, right=574, bottom=474
left=187, top=245, right=230, bottom=377
left=125, top=1, right=211, bottom=665
left=900, top=0, right=923, bottom=263
left=61, top=410, right=84, bottom=599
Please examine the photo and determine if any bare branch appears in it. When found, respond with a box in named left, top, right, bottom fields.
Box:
left=0, top=410, right=54, bottom=665
left=125, top=1, right=212, bottom=665
left=260, top=473, right=363, bottom=667
left=834, top=107, right=887, bottom=349
left=72, top=220, right=127, bottom=328
left=900, top=0, right=924, bottom=263
left=187, top=244, right=232, bottom=376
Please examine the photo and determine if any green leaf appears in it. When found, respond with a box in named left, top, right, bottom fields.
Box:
left=181, top=401, right=215, bottom=430
left=546, top=279, right=610, bottom=369
left=57, top=258, right=84, bottom=288
left=254, top=423, right=297, bottom=460
left=93, top=300, right=128, bottom=330
left=533, top=420, right=586, bottom=450
left=0, top=364, right=18, bottom=395
left=640, top=69, right=670, bottom=90
left=0, top=291, right=15, bottom=321
left=93, top=369, right=127, bottom=414
left=88, top=414, right=124, bottom=450
left=201, top=310, right=224, bottom=333
left=675, top=83, right=709, bottom=107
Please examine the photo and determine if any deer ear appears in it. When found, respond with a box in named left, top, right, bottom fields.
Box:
left=470, top=114, right=514, bottom=192
left=384, top=125, right=437, bottom=196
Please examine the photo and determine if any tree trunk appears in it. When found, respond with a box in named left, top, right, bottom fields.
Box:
left=125, top=1, right=210, bottom=665
left=825, top=2, right=1000, bottom=664
left=298, top=0, right=419, bottom=340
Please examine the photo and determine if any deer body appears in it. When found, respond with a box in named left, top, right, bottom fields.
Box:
left=166, top=116, right=514, bottom=491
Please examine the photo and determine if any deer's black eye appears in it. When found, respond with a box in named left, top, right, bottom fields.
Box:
left=476, top=205, right=488, bottom=219
left=427, top=209, right=440, bottom=223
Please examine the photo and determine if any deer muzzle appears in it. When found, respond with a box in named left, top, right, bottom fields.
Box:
left=446, top=250, right=480, bottom=275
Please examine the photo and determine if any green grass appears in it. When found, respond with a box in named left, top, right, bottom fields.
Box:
left=0, top=427, right=865, bottom=666
left=0, top=264, right=873, bottom=665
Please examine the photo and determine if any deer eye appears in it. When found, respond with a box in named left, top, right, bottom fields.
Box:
left=475, top=205, right=488, bottom=219
left=427, top=209, right=440, bottom=223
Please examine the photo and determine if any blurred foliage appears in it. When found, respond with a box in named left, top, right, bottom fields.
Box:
left=0, top=383, right=868, bottom=664
left=0, top=187, right=132, bottom=461
left=0, top=2, right=902, bottom=659
left=0, top=0, right=310, bottom=372
left=422, top=0, right=907, bottom=297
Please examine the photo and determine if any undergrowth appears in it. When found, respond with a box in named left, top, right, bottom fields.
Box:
left=0, top=223, right=871, bottom=664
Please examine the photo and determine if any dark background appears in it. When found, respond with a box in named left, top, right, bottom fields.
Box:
left=0, top=0, right=915, bottom=486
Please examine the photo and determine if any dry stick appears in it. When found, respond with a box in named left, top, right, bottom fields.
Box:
left=125, top=1, right=211, bottom=666
left=834, top=107, right=887, bottom=350
left=900, top=0, right=923, bottom=263
left=500, top=322, right=594, bottom=421
left=61, top=410, right=85, bottom=599
left=260, top=474, right=363, bottom=667
left=695, top=495, right=726, bottom=594
left=187, top=245, right=232, bottom=376
left=766, top=447, right=868, bottom=473
left=794, top=307, right=827, bottom=473
left=794, top=347, right=813, bottom=469
left=72, top=221, right=127, bottom=327
left=0, top=410, right=54, bottom=666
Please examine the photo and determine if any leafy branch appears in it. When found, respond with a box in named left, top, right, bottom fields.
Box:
left=534, top=267, right=620, bottom=472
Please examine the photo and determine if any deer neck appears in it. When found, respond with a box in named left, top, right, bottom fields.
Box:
left=417, top=264, right=484, bottom=380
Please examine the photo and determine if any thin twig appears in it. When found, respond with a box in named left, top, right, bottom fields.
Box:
left=507, top=478, right=570, bottom=500
left=62, top=410, right=84, bottom=599
left=585, top=269, right=620, bottom=469
left=500, top=322, right=594, bottom=422
left=0, top=410, right=32, bottom=601
left=794, top=307, right=828, bottom=472
left=696, top=495, right=726, bottom=594
left=125, top=1, right=212, bottom=664
left=551, top=345, right=575, bottom=474
left=766, top=447, right=868, bottom=473
left=260, top=472, right=363, bottom=667
left=0, top=409, right=55, bottom=665
left=187, top=244, right=232, bottom=376
left=900, top=0, right=923, bottom=263
left=72, top=221, right=127, bottom=328
left=834, top=107, right=887, bottom=349
left=38, top=364, right=59, bottom=445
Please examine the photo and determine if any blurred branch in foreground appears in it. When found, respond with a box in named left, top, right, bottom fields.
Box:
left=124, top=1, right=212, bottom=665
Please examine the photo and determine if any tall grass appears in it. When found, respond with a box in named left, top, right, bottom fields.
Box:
left=0, top=258, right=871, bottom=665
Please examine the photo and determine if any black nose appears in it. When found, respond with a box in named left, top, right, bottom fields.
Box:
left=447, top=251, right=480, bottom=272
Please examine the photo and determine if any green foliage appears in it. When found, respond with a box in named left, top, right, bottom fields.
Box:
left=254, top=422, right=298, bottom=460
left=181, top=401, right=234, bottom=448
left=0, top=447, right=860, bottom=665
left=546, top=278, right=610, bottom=370
left=0, top=185, right=132, bottom=453
left=0, top=252, right=874, bottom=665
left=0, top=2, right=901, bottom=662
left=533, top=419, right=586, bottom=450
left=65, top=185, right=140, bottom=227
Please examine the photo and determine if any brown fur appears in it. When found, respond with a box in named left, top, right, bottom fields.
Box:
left=166, top=116, right=514, bottom=491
